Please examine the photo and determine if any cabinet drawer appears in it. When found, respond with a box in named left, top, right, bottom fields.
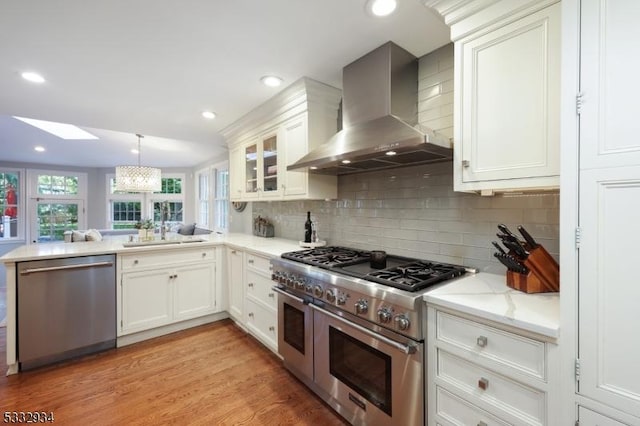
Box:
left=246, top=253, right=272, bottom=273
left=437, top=350, right=545, bottom=425
left=246, top=269, right=277, bottom=309
left=436, top=311, right=546, bottom=380
left=245, top=298, right=277, bottom=349
left=120, top=248, right=215, bottom=271
left=435, top=386, right=510, bottom=426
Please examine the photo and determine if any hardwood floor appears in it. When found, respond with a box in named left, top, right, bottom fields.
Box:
left=0, top=321, right=348, bottom=425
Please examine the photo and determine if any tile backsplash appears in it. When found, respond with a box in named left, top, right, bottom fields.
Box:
left=253, top=162, right=559, bottom=273
left=252, top=43, right=559, bottom=273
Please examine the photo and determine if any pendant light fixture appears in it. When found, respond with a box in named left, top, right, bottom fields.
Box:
left=115, top=134, right=162, bottom=192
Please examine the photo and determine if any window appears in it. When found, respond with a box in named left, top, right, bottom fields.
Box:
left=107, top=174, right=185, bottom=230
left=214, top=168, right=229, bottom=232
left=196, top=162, right=228, bottom=233
left=28, top=170, right=87, bottom=243
left=0, top=170, right=21, bottom=241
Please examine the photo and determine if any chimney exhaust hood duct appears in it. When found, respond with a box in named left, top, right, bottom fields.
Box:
left=287, top=41, right=453, bottom=175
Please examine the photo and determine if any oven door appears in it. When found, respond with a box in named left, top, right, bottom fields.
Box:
left=311, top=303, right=423, bottom=426
left=273, top=286, right=314, bottom=384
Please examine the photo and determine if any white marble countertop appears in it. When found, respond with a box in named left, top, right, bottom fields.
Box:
left=0, top=232, right=303, bottom=263
left=424, top=272, right=559, bottom=341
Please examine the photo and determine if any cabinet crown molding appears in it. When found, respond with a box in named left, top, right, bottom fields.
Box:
left=220, top=77, right=341, bottom=146
left=422, top=0, right=558, bottom=41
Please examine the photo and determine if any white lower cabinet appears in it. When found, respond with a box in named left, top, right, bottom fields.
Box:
left=226, top=247, right=244, bottom=323
left=244, top=252, right=277, bottom=352
left=225, top=248, right=278, bottom=353
left=578, top=406, right=628, bottom=426
left=427, top=306, right=559, bottom=425
left=119, top=248, right=216, bottom=335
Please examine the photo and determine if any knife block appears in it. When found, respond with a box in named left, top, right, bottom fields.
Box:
left=506, top=246, right=559, bottom=293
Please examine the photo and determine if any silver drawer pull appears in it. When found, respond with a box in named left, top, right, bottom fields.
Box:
left=478, top=422, right=488, bottom=426
left=248, top=259, right=254, bottom=264
left=478, top=377, right=489, bottom=390
left=248, top=282, right=254, bottom=287
left=248, top=312, right=254, bottom=317
left=268, top=293, right=274, bottom=298
left=462, top=160, right=470, bottom=168
left=269, top=326, right=275, bottom=331
left=476, top=336, right=488, bottom=347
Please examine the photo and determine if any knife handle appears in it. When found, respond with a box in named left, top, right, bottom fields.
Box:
left=517, top=225, right=539, bottom=249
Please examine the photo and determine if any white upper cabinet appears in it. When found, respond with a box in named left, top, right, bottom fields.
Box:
left=223, top=77, right=341, bottom=202
left=425, top=0, right=560, bottom=193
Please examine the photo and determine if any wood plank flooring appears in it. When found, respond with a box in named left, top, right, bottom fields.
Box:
left=0, top=321, right=348, bottom=425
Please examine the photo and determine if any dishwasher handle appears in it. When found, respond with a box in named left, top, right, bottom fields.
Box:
left=20, top=261, right=114, bottom=275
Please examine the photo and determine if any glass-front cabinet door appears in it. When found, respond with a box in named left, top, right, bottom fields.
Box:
left=262, top=135, right=278, bottom=193
left=241, top=131, right=281, bottom=200
left=245, top=143, right=258, bottom=194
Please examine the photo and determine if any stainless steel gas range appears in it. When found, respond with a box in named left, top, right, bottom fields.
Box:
left=270, top=246, right=471, bottom=426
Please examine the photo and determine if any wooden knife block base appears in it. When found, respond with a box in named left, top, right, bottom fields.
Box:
left=506, top=246, right=559, bottom=293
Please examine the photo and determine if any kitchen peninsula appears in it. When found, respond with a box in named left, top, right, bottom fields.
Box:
left=1, top=233, right=301, bottom=375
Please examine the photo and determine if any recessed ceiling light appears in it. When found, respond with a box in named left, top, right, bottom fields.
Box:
left=341, top=160, right=352, bottom=164
left=21, top=71, right=45, bottom=83
left=202, top=111, right=216, bottom=119
left=366, top=0, right=397, bottom=17
left=13, top=116, right=98, bottom=140
left=34, top=146, right=45, bottom=152
left=131, top=148, right=139, bottom=154
left=310, top=166, right=318, bottom=170
left=261, top=75, right=283, bottom=87
left=385, top=151, right=397, bottom=156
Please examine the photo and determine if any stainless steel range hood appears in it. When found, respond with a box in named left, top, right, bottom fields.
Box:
left=287, top=42, right=453, bottom=175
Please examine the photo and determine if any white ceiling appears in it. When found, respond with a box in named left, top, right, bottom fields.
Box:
left=0, top=0, right=450, bottom=168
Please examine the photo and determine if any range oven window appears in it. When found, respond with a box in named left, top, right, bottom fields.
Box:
left=283, top=303, right=305, bottom=354
left=329, top=326, right=392, bottom=416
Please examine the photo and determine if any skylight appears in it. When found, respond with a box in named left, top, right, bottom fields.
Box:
left=13, top=116, right=99, bottom=140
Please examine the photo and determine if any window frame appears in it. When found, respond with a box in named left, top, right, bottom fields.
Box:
left=195, top=161, right=228, bottom=234
left=26, top=169, right=88, bottom=244
left=106, top=172, right=186, bottom=230
left=0, top=168, right=25, bottom=243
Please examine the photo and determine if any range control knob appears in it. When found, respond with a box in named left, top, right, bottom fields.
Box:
left=305, top=284, right=313, bottom=293
left=326, top=289, right=336, bottom=303
left=377, top=308, right=392, bottom=323
left=337, top=295, right=346, bottom=306
left=295, top=280, right=305, bottom=290
left=314, top=285, right=324, bottom=298
left=394, top=314, right=411, bottom=331
left=354, top=299, right=368, bottom=315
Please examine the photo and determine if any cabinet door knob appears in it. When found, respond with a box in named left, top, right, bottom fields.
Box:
left=477, top=422, right=488, bottom=426
left=462, top=160, right=470, bottom=168
left=231, top=250, right=236, bottom=254
left=478, top=377, right=489, bottom=390
left=268, top=293, right=274, bottom=298
left=476, top=336, right=488, bottom=347
left=248, top=259, right=254, bottom=264
left=248, top=282, right=254, bottom=287
left=269, top=326, right=275, bottom=331
left=202, top=252, right=206, bottom=257
left=133, top=259, right=139, bottom=264
left=248, top=312, right=254, bottom=317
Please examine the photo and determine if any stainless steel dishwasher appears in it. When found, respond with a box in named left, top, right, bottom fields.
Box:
left=17, top=254, right=116, bottom=370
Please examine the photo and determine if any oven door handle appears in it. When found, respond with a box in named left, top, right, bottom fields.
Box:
left=309, top=303, right=417, bottom=355
left=272, top=286, right=309, bottom=305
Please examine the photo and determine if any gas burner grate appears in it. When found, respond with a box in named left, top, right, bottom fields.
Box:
left=366, top=261, right=467, bottom=292
left=282, top=247, right=371, bottom=267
